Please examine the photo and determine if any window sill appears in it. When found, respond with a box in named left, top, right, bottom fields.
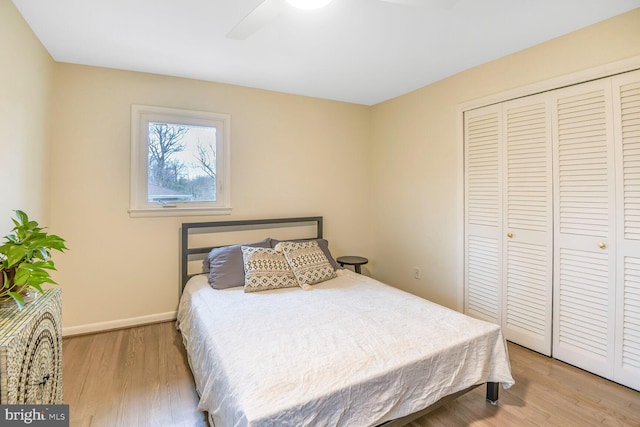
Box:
left=128, top=206, right=232, bottom=218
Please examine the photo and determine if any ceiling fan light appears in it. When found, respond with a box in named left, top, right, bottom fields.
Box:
left=285, top=0, right=333, bottom=10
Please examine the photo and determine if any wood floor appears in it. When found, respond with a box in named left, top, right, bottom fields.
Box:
left=63, top=321, right=640, bottom=427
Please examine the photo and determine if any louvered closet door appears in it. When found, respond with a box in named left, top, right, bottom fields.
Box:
left=502, top=94, right=553, bottom=355
left=613, top=69, right=640, bottom=391
left=552, top=79, right=617, bottom=378
left=464, top=104, right=502, bottom=324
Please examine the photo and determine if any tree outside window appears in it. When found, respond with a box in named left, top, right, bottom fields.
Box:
left=146, top=122, right=217, bottom=203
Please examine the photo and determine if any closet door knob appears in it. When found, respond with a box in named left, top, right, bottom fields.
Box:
left=507, top=233, right=513, bottom=238
left=598, top=242, right=606, bottom=249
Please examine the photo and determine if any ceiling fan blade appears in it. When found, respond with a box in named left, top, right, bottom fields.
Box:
left=226, top=0, right=285, bottom=40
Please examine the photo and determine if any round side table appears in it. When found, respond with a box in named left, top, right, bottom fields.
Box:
left=336, top=256, right=368, bottom=274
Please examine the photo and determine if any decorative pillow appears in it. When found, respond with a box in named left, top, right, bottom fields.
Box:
left=275, top=240, right=337, bottom=287
left=241, top=247, right=298, bottom=293
left=204, top=238, right=271, bottom=289
left=270, top=238, right=341, bottom=270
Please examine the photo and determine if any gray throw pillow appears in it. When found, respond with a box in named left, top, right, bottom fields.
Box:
left=204, top=238, right=271, bottom=289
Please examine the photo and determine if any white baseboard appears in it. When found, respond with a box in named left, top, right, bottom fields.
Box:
left=62, top=311, right=177, bottom=337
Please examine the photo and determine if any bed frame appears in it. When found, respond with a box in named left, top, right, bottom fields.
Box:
left=179, top=216, right=500, bottom=425
left=181, top=216, right=323, bottom=289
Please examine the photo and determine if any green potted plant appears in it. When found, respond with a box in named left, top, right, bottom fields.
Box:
left=0, top=210, right=67, bottom=309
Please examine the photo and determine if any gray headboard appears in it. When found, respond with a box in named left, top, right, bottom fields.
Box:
left=180, top=216, right=323, bottom=289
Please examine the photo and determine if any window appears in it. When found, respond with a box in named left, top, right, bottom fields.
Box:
left=130, top=105, right=231, bottom=217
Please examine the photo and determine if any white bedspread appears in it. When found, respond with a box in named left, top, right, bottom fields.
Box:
left=177, top=270, right=514, bottom=427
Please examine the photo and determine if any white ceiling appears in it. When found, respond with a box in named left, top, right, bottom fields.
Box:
left=12, top=0, right=640, bottom=105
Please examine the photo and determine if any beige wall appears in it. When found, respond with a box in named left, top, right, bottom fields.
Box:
left=370, top=9, right=640, bottom=309
left=0, top=0, right=54, bottom=233
left=49, top=65, right=372, bottom=331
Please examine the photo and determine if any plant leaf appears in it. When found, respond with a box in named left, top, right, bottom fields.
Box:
left=7, top=290, right=25, bottom=310
left=29, top=283, right=44, bottom=294
left=2, top=270, right=9, bottom=289
left=15, top=210, right=28, bottom=224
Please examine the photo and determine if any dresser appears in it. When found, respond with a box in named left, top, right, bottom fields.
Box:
left=0, top=289, right=62, bottom=404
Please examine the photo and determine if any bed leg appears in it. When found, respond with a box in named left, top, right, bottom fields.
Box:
left=486, top=382, right=499, bottom=405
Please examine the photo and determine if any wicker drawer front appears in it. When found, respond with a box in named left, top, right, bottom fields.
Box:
left=0, top=289, right=63, bottom=404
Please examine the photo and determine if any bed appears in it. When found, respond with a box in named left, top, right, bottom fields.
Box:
left=177, top=217, right=514, bottom=427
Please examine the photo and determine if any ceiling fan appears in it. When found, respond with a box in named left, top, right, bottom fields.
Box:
left=226, top=0, right=422, bottom=40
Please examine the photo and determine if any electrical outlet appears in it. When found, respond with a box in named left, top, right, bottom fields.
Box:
left=414, top=268, right=421, bottom=279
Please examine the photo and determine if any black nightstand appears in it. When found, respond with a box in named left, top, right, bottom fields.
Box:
left=336, top=256, right=368, bottom=274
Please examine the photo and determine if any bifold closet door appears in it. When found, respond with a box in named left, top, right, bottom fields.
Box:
left=501, top=94, right=553, bottom=356
left=552, top=79, right=617, bottom=378
left=613, top=69, right=640, bottom=391
left=464, top=104, right=502, bottom=324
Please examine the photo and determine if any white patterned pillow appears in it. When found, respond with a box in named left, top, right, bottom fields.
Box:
left=275, top=240, right=337, bottom=287
left=241, top=247, right=298, bottom=293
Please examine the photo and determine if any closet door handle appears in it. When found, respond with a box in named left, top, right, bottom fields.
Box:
left=507, top=233, right=513, bottom=238
left=598, top=242, right=606, bottom=249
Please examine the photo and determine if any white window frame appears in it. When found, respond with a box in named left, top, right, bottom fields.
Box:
left=129, top=105, right=231, bottom=217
